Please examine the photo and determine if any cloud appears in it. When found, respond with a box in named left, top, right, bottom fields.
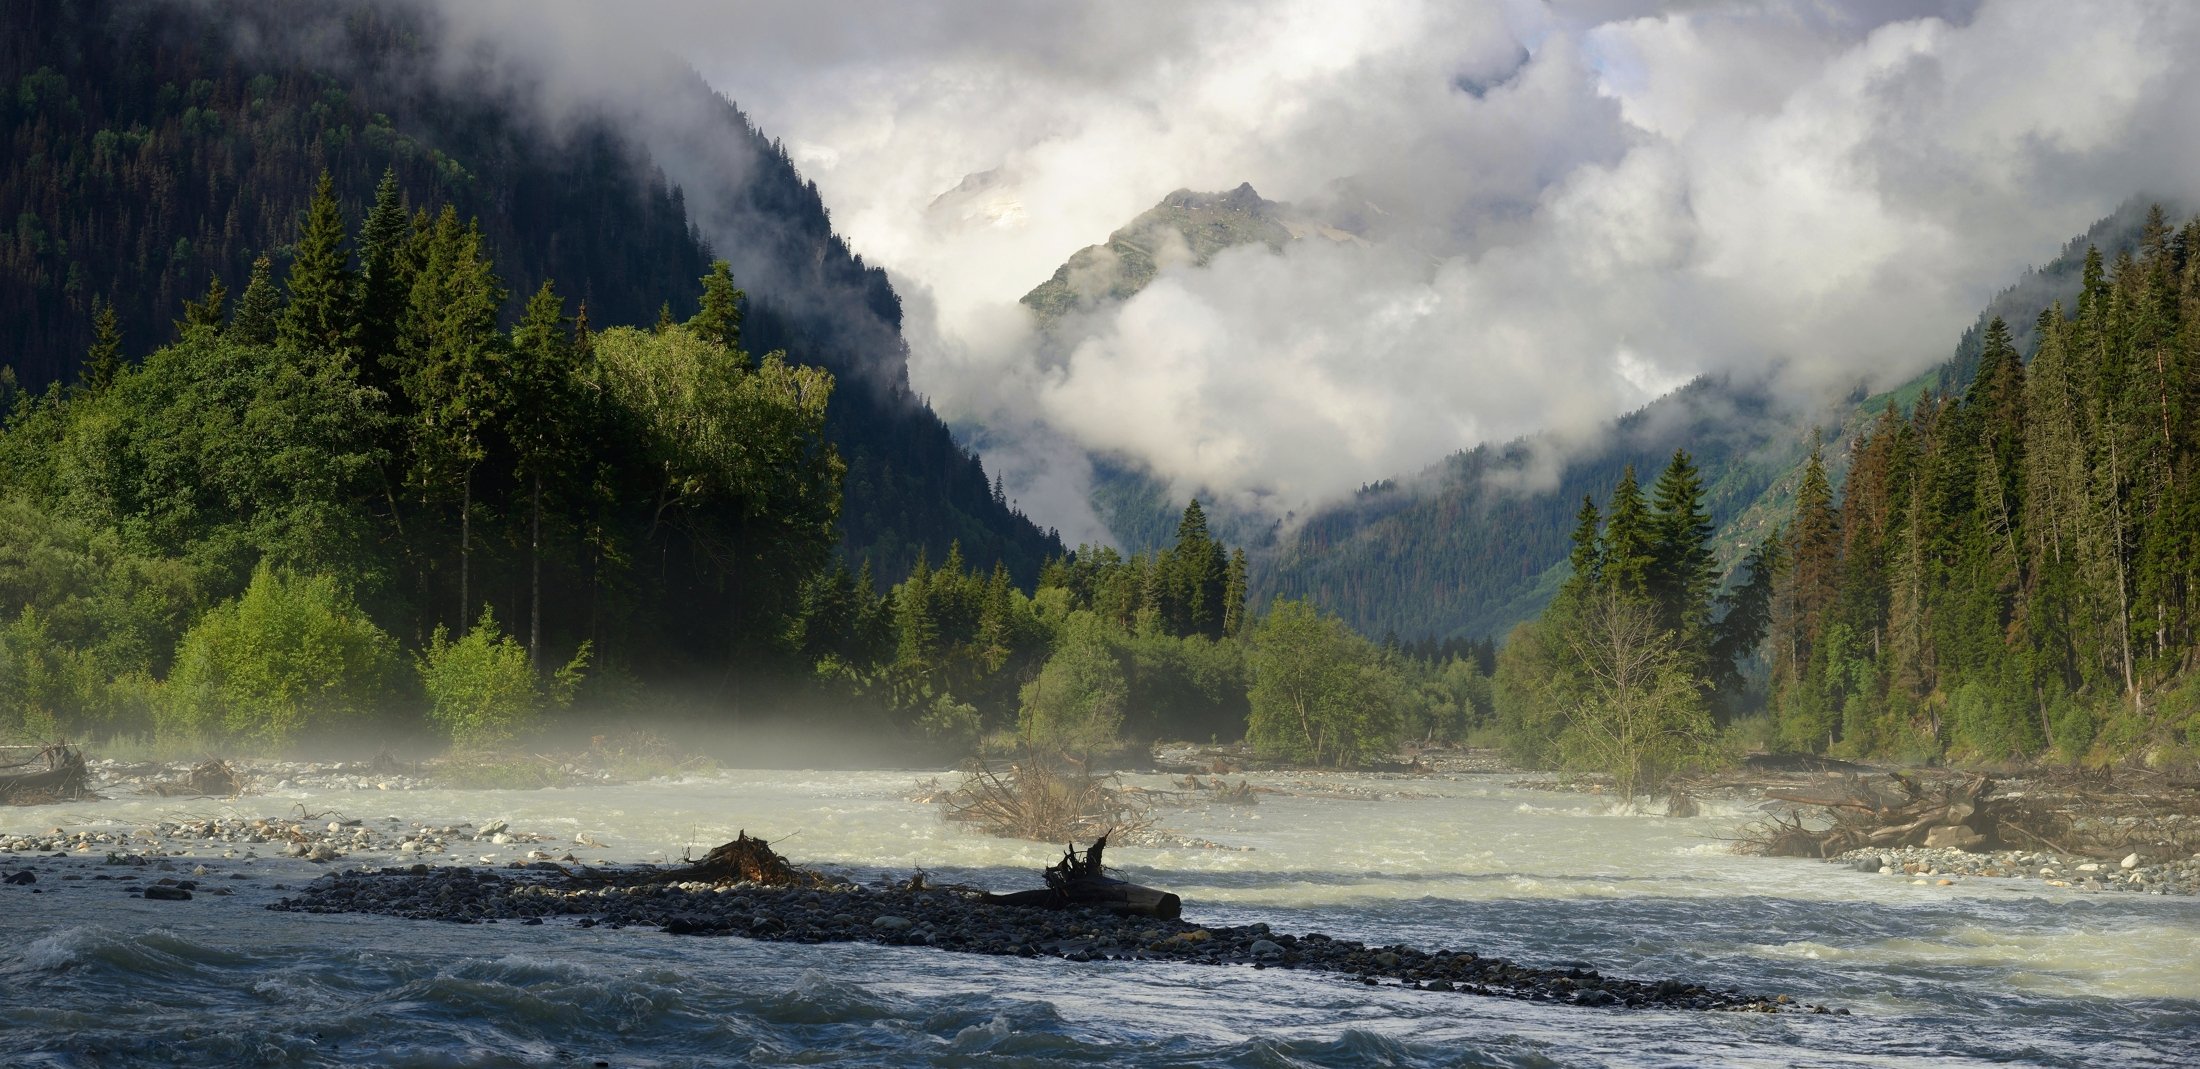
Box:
left=416, top=0, right=2200, bottom=538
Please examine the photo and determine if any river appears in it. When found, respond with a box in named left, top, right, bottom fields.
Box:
left=3, top=767, right=2195, bottom=1067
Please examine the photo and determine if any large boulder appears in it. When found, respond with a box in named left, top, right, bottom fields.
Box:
left=1924, top=825, right=1985, bottom=851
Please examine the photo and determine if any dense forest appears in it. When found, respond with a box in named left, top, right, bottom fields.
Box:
left=0, top=0, right=1058, bottom=583
left=1256, top=202, right=2165, bottom=647
left=1492, top=207, right=2200, bottom=786
left=1762, top=207, right=2200, bottom=765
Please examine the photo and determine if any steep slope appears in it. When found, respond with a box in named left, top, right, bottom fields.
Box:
left=1261, top=198, right=2167, bottom=643
left=0, top=0, right=1058, bottom=582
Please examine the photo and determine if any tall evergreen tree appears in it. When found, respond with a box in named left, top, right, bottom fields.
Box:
left=689, top=259, right=746, bottom=357
left=81, top=296, right=122, bottom=391
left=229, top=254, right=282, bottom=346
left=356, top=167, right=414, bottom=379
left=279, top=171, right=356, bottom=353
left=1600, top=466, right=1654, bottom=598
left=1647, top=449, right=1717, bottom=640
left=508, top=279, right=581, bottom=668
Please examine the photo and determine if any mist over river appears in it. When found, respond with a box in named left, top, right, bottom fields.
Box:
left=3, top=767, right=2195, bottom=1068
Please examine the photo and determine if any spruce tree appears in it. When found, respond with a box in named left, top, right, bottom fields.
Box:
left=82, top=295, right=122, bottom=391
left=230, top=254, right=282, bottom=345
left=356, top=167, right=413, bottom=380
left=1648, top=449, right=1716, bottom=638
left=1599, top=466, right=1653, bottom=598
left=690, top=259, right=745, bottom=356
left=279, top=171, right=356, bottom=353
left=509, top=279, right=578, bottom=668
left=179, top=275, right=227, bottom=336
left=1562, top=494, right=1602, bottom=599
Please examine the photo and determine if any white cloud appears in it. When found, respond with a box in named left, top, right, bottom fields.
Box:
left=444, top=0, right=2200, bottom=537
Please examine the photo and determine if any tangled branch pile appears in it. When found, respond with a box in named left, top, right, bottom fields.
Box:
left=658, top=831, right=834, bottom=888
left=149, top=759, right=243, bottom=798
left=939, top=755, right=1154, bottom=842
left=0, top=744, right=91, bottom=805
left=1739, top=767, right=2200, bottom=860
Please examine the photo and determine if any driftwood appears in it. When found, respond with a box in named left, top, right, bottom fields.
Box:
left=1743, top=772, right=1998, bottom=858
left=981, top=834, right=1182, bottom=920
left=0, top=744, right=92, bottom=804
left=148, top=759, right=243, bottom=798
left=939, top=756, right=1155, bottom=842
left=654, top=831, right=836, bottom=888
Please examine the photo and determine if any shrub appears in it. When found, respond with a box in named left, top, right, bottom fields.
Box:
left=163, top=564, right=400, bottom=745
left=418, top=608, right=588, bottom=747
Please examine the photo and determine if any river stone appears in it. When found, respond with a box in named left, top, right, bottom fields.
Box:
left=142, top=884, right=191, bottom=900
left=1924, top=825, right=1984, bottom=851
left=2122, top=853, right=2142, bottom=869
left=1250, top=939, right=1285, bottom=958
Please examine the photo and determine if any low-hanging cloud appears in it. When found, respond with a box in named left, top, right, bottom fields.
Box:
left=420, top=0, right=2200, bottom=542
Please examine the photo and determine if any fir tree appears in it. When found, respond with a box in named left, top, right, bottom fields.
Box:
left=279, top=171, right=356, bottom=353
left=229, top=254, right=282, bottom=346
left=82, top=295, right=122, bottom=391
left=178, top=275, right=227, bottom=336
left=689, top=259, right=745, bottom=357
left=1600, top=466, right=1654, bottom=598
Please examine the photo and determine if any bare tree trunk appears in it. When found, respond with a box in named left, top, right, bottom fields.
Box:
left=461, top=468, right=473, bottom=625
left=530, top=472, right=542, bottom=672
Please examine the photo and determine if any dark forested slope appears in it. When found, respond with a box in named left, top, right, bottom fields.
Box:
left=0, top=0, right=1057, bottom=582
left=1255, top=200, right=2166, bottom=644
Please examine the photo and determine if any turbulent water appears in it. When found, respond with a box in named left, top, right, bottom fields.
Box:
left=4, top=767, right=2196, bottom=1067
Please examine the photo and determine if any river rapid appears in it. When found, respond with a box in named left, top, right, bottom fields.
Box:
left=3, top=767, right=2195, bottom=1068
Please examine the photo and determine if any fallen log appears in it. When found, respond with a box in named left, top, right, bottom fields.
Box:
left=981, top=834, right=1182, bottom=920
left=0, top=744, right=92, bottom=805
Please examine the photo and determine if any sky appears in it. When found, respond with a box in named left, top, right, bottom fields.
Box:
left=443, top=0, right=2200, bottom=544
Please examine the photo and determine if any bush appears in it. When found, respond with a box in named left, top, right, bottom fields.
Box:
left=1018, top=612, right=1127, bottom=755
left=418, top=608, right=588, bottom=747
left=163, top=564, right=400, bottom=745
left=1245, top=599, right=1403, bottom=767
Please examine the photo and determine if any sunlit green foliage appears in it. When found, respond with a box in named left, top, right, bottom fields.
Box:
left=163, top=564, right=400, bottom=745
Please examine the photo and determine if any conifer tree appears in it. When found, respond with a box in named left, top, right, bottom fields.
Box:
left=279, top=171, right=356, bottom=353
left=1647, top=449, right=1716, bottom=639
left=82, top=295, right=122, bottom=391
left=1563, top=494, right=1602, bottom=598
left=1773, top=441, right=1839, bottom=699
left=356, top=167, right=413, bottom=379
left=508, top=279, right=580, bottom=667
left=230, top=254, right=282, bottom=346
left=1222, top=548, right=1249, bottom=638
left=178, top=275, right=227, bottom=336
left=1600, top=466, right=1654, bottom=598
left=689, top=259, right=745, bottom=357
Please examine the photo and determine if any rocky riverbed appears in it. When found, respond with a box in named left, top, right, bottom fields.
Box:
left=266, top=861, right=1843, bottom=1016
left=1, top=813, right=576, bottom=864
left=1830, top=843, right=2200, bottom=895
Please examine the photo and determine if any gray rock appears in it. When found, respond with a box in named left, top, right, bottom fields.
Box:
left=2122, top=852, right=2142, bottom=870
left=1250, top=938, right=1285, bottom=958
left=142, top=884, right=191, bottom=901
left=480, top=819, right=510, bottom=837
left=1924, top=825, right=1984, bottom=851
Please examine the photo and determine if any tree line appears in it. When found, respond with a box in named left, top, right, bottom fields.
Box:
left=1767, top=207, right=2200, bottom=764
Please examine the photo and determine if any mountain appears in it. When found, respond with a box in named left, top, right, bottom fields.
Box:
left=0, top=0, right=1058, bottom=583
left=1257, top=197, right=2167, bottom=643
left=1022, top=183, right=1298, bottom=324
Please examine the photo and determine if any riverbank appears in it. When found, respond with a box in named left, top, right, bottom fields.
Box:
left=262, top=859, right=1837, bottom=1015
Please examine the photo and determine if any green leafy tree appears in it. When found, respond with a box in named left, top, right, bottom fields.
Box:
left=417, top=607, right=588, bottom=747
left=1554, top=589, right=1715, bottom=800
left=1245, top=598, right=1402, bottom=766
left=164, top=564, right=401, bottom=746
left=1019, top=611, right=1128, bottom=754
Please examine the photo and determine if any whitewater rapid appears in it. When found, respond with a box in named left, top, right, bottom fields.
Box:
left=3, top=767, right=2195, bottom=1066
